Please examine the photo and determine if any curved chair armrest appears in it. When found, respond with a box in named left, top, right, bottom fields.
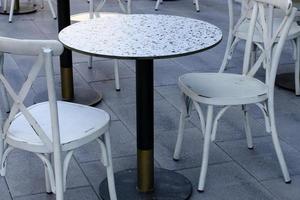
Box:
left=0, top=37, right=64, bottom=56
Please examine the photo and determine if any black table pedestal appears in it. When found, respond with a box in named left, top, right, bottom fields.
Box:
left=99, top=169, right=192, bottom=200
left=99, top=59, right=192, bottom=199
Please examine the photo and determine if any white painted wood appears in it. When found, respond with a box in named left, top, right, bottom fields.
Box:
left=0, top=37, right=117, bottom=200
left=175, top=0, right=296, bottom=191
left=221, top=0, right=300, bottom=95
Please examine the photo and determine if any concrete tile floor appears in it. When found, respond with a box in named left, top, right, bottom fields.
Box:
left=0, top=0, right=300, bottom=199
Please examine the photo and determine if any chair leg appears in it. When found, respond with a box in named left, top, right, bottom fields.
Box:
left=88, top=56, right=93, bottom=69
left=155, top=0, right=160, bottom=11
left=0, top=56, right=10, bottom=113
left=195, top=0, right=199, bottom=12
left=198, top=105, right=214, bottom=192
left=47, top=0, right=56, bottom=19
left=104, top=131, right=117, bottom=200
left=242, top=105, right=254, bottom=149
left=173, top=109, right=187, bottom=161
left=268, top=99, right=291, bottom=183
left=9, top=0, right=15, bottom=23
left=3, top=0, right=7, bottom=12
left=0, top=146, right=14, bottom=177
left=295, top=37, right=300, bottom=95
left=45, top=154, right=52, bottom=194
left=114, top=60, right=120, bottom=91
left=219, top=35, right=235, bottom=73
left=53, top=149, right=64, bottom=200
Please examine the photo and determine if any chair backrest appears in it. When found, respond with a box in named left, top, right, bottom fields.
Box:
left=240, top=0, right=295, bottom=90
left=0, top=37, right=64, bottom=152
left=89, top=0, right=132, bottom=19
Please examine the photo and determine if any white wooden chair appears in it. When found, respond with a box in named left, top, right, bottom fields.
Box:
left=71, top=0, right=131, bottom=91
left=3, top=0, right=56, bottom=23
left=0, top=37, right=117, bottom=200
left=155, top=0, right=199, bottom=12
left=220, top=0, right=300, bottom=95
left=173, top=0, right=295, bottom=192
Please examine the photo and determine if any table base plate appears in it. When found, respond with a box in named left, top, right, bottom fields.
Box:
left=0, top=6, right=37, bottom=15
left=99, top=168, right=193, bottom=200
left=275, top=73, right=297, bottom=92
left=34, top=87, right=102, bottom=106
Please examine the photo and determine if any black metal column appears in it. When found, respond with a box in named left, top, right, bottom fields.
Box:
left=136, top=59, right=154, bottom=192
left=57, top=0, right=74, bottom=101
left=99, top=59, right=192, bottom=200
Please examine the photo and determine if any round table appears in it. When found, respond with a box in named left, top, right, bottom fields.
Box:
left=59, top=14, right=222, bottom=200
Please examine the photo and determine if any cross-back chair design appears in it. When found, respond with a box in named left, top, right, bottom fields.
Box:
left=71, top=0, right=132, bottom=91
left=0, top=37, right=117, bottom=200
left=220, top=0, right=300, bottom=95
left=155, top=0, right=199, bottom=12
left=2, top=0, right=56, bottom=23
left=173, top=0, right=296, bottom=192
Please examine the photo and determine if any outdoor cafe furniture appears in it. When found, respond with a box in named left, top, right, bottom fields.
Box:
left=155, top=0, right=200, bottom=12
left=0, top=37, right=117, bottom=200
left=71, top=0, right=132, bottom=91
left=220, top=0, right=300, bottom=95
left=173, top=0, right=295, bottom=192
left=59, top=14, right=222, bottom=199
left=2, top=0, right=56, bottom=22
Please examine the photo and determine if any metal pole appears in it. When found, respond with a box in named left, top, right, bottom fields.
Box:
left=136, top=59, right=154, bottom=192
left=57, top=0, right=74, bottom=101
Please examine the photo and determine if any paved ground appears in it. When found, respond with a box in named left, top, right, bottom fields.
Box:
left=0, top=0, right=300, bottom=199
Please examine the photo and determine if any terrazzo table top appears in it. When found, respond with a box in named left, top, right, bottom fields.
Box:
left=59, top=14, right=222, bottom=59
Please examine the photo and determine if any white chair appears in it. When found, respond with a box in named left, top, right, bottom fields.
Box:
left=71, top=0, right=131, bottom=91
left=3, top=0, right=56, bottom=22
left=0, top=37, right=117, bottom=200
left=174, top=0, right=295, bottom=192
left=155, top=0, right=199, bottom=12
left=220, top=0, right=300, bottom=95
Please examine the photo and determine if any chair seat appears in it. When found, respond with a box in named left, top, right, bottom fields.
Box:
left=235, top=18, right=300, bottom=42
left=6, top=101, right=110, bottom=153
left=178, top=73, right=268, bottom=105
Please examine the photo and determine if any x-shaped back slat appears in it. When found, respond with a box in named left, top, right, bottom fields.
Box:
left=0, top=53, right=53, bottom=151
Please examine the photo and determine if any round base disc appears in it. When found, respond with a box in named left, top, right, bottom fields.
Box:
left=99, top=168, right=193, bottom=200
left=275, top=73, right=296, bottom=92
left=34, top=87, right=102, bottom=106
left=0, top=6, right=37, bottom=15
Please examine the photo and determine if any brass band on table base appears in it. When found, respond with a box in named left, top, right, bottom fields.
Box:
left=137, top=149, right=154, bottom=192
left=60, top=67, right=74, bottom=101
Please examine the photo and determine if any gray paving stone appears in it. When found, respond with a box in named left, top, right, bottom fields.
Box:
left=5, top=150, right=88, bottom=197
left=262, top=175, right=300, bottom=200
left=155, top=128, right=231, bottom=170
left=75, top=59, right=134, bottom=83
left=0, top=178, right=12, bottom=200
left=108, top=98, right=195, bottom=134
left=74, top=121, right=136, bottom=163
left=179, top=162, right=277, bottom=200
left=218, top=136, right=300, bottom=181
left=14, top=186, right=99, bottom=200
left=91, top=77, right=163, bottom=106
left=80, top=156, right=137, bottom=195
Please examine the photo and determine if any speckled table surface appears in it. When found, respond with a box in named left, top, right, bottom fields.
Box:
left=59, top=14, right=222, bottom=60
